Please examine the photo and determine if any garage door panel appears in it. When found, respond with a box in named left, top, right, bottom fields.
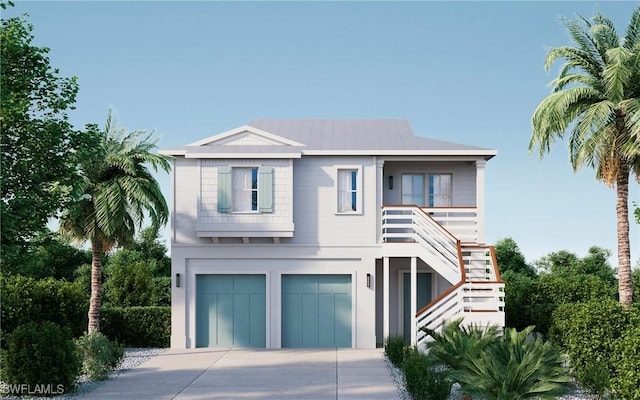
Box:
left=282, top=275, right=352, bottom=348
left=196, top=275, right=265, bottom=348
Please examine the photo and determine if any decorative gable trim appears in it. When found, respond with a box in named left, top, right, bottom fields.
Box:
left=188, top=125, right=305, bottom=147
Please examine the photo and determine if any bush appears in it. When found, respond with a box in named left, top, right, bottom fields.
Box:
left=0, top=275, right=88, bottom=341
left=151, top=276, right=171, bottom=306
left=1, top=322, right=81, bottom=396
left=501, top=270, right=536, bottom=331
left=449, top=326, right=572, bottom=400
left=550, top=299, right=640, bottom=397
left=529, top=274, right=612, bottom=336
left=75, top=332, right=124, bottom=381
left=100, top=306, right=170, bottom=347
left=402, top=347, right=452, bottom=400
left=610, top=323, right=640, bottom=400
left=383, top=335, right=406, bottom=368
left=103, top=257, right=154, bottom=307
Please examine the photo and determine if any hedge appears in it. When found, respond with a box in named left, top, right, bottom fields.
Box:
left=100, top=306, right=170, bottom=347
left=0, top=275, right=88, bottom=342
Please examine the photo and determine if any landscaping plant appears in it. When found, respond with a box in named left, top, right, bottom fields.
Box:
left=383, top=335, right=407, bottom=368
left=1, top=321, right=81, bottom=395
left=402, top=346, right=452, bottom=400
left=75, top=332, right=124, bottom=380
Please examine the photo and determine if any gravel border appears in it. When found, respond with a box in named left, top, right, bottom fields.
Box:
left=1, top=348, right=166, bottom=400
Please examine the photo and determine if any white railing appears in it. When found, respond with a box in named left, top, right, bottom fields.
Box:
left=415, top=245, right=504, bottom=348
left=421, top=207, right=478, bottom=243
left=382, top=206, right=461, bottom=283
left=381, top=205, right=504, bottom=348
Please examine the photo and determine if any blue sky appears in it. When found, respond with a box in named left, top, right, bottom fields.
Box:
left=5, top=1, right=639, bottom=265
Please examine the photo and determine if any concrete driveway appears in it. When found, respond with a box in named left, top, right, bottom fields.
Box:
left=85, top=348, right=400, bottom=399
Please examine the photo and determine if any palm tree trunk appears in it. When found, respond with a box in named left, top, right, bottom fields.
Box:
left=88, top=239, right=103, bottom=333
left=616, top=165, right=633, bottom=306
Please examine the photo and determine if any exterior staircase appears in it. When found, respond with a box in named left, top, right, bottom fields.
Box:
left=381, top=206, right=505, bottom=349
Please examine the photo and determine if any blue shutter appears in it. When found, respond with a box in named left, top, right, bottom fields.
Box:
left=217, top=166, right=232, bottom=213
left=258, top=166, right=273, bottom=213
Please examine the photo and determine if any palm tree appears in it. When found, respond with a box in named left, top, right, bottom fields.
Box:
left=530, top=7, right=640, bottom=306
left=60, top=110, right=170, bottom=333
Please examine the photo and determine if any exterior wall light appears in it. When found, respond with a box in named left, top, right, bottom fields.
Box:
left=388, top=176, right=393, bottom=190
left=366, top=273, right=372, bottom=288
left=176, top=273, right=181, bottom=288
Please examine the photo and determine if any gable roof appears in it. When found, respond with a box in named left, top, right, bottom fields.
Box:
left=160, top=119, right=496, bottom=158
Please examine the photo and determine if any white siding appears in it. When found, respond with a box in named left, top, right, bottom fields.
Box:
left=199, top=159, right=292, bottom=226
left=383, top=162, right=477, bottom=206
left=287, top=156, right=377, bottom=246
left=173, top=158, right=200, bottom=245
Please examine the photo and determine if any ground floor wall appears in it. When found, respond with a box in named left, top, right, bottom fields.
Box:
left=374, top=257, right=453, bottom=345
left=170, top=245, right=379, bottom=349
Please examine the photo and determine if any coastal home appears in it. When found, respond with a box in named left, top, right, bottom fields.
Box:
left=161, top=119, right=504, bottom=349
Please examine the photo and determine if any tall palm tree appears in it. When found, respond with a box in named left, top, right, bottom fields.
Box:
left=60, top=110, right=170, bottom=333
left=530, top=7, right=640, bottom=306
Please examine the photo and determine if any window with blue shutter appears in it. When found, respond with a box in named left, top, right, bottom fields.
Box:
left=218, top=165, right=274, bottom=213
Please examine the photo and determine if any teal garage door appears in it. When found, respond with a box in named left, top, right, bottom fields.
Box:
left=282, top=275, right=352, bottom=348
left=196, top=275, right=266, bottom=348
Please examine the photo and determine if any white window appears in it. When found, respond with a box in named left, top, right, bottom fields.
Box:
left=428, top=174, right=452, bottom=206
left=217, top=166, right=273, bottom=213
left=336, top=166, right=362, bottom=214
left=232, top=167, right=258, bottom=212
left=401, top=174, right=425, bottom=205
left=402, top=173, right=452, bottom=207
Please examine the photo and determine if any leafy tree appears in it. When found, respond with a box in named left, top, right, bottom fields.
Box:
left=501, top=270, right=537, bottom=331
left=0, top=15, right=80, bottom=264
left=633, top=265, right=640, bottom=304
left=494, top=237, right=536, bottom=277
left=59, top=110, right=169, bottom=334
left=536, top=247, right=617, bottom=287
left=131, top=226, right=170, bottom=277
left=103, top=250, right=154, bottom=307
left=530, top=7, right=640, bottom=306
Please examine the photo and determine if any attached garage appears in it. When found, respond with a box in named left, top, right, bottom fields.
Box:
left=281, top=274, right=352, bottom=348
left=196, top=275, right=266, bottom=348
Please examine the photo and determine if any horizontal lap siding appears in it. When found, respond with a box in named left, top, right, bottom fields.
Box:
left=290, top=156, right=377, bottom=245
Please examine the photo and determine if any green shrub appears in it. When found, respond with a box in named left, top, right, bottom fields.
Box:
left=501, top=270, right=536, bottom=331
left=550, top=299, right=640, bottom=397
left=529, top=274, right=612, bottom=336
left=103, top=258, right=154, bottom=307
left=402, top=347, right=452, bottom=400
left=449, top=326, right=572, bottom=400
left=0, top=275, right=88, bottom=342
left=100, top=306, right=170, bottom=347
left=1, top=322, right=81, bottom=396
left=75, top=332, right=124, bottom=380
left=151, top=276, right=171, bottom=306
left=610, top=323, right=640, bottom=400
left=383, top=335, right=406, bottom=368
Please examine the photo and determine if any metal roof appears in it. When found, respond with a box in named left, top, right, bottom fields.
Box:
left=160, top=119, right=497, bottom=158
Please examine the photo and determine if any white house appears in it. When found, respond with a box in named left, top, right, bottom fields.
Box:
left=160, top=119, right=505, bottom=349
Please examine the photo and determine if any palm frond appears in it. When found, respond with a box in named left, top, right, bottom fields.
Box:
left=623, top=6, right=640, bottom=50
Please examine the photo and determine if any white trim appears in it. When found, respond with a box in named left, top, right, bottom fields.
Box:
left=185, top=152, right=302, bottom=159
left=335, top=165, right=363, bottom=215
left=303, top=149, right=497, bottom=157
left=188, top=125, right=306, bottom=147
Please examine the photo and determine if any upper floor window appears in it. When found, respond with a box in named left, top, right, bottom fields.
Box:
left=217, top=166, right=273, bottom=213
left=233, top=167, right=258, bottom=211
left=336, top=166, right=362, bottom=214
left=401, top=173, right=451, bottom=207
left=428, top=174, right=452, bottom=206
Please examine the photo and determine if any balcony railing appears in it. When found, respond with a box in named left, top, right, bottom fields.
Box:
left=420, top=207, right=478, bottom=243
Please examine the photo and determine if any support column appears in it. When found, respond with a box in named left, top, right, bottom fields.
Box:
left=383, top=256, right=390, bottom=339
left=476, top=159, right=487, bottom=244
left=376, top=158, right=385, bottom=244
left=410, top=256, right=417, bottom=345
